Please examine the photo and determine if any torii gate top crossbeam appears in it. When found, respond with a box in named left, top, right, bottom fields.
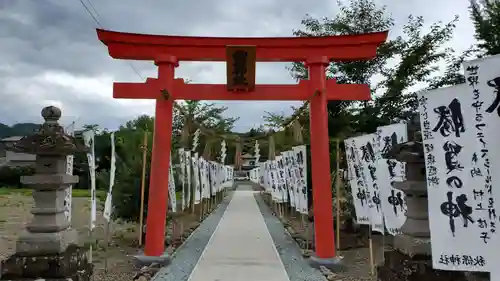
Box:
left=96, top=29, right=388, bottom=62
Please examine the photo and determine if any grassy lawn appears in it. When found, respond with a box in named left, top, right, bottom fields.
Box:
left=0, top=187, right=106, bottom=199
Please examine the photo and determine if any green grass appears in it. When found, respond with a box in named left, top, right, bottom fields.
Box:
left=0, top=188, right=106, bottom=199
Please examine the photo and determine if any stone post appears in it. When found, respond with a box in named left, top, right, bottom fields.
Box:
left=0, top=106, right=92, bottom=281
left=376, top=115, right=466, bottom=281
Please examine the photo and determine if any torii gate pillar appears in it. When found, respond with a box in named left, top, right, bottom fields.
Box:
left=307, top=57, right=338, bottom=265
left=143, top=55, right=177, bottom=258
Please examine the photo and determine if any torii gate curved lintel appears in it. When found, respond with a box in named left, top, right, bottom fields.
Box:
left=96, top=28, right=388, bottom=266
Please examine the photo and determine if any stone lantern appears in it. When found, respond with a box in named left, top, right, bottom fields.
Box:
left=376, top=116, right=466, bottom=281
left=0, top=106, right=92, bottom=281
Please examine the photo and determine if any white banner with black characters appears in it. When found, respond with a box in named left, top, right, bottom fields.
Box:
left=293, top=145, right=308, bottom=214
left=276, top=155, right=288, bottom=203
left=199, top=158, right=210, bottom=199
left=168, top=157, right=177, bottom=212
left=82, top=130, right=97, bottom=230
left=178, top=149, right=186, bottom=210
left=103, top=132, right=117, bottom=221
left=192, top=153, right=201, bottom=205
left=270, top=160, right=280, bottom=202
left=249, top=168, right=259, bottom=183
left=344, top=136, right=373, bottom=226
left=419, top=84, right=490, bottom=272
left=184, top=150, right=192, bottom=207
left=217, top=162, right=224, bottom=191
left=264, top=161, right=272, bottom=192
left=226, top=165, right=234, bottom=186
left=284, top=151, right=296, bottom=208
left=209, top=161, right=216, bottom=196
left=64, top=124, right=75, bottom=224
left=375, top=123, right=408, bottom=236
left=259, top=162, right=266, bottom=187
left=463, top=55, right=500, bottom=273
left=290, top=150, right=302, bottom=213
left=345, top=134, right=384, bottom=233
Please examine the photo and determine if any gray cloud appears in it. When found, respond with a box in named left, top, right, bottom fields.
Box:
left=0, top=0, right=474, bottom=132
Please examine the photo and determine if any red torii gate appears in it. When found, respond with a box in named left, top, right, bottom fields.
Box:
left=97, top=29, right=387, bottom=267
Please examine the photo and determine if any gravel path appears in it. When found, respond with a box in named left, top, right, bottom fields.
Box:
left=152, top=190, right=235, bottom=281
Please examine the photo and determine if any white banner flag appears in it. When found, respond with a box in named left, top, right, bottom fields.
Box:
left=103, top=132, right=117, bottom=221
left=185, top=150, right=192, bottom=208
left=64, top=123, right=75, bottom=223
left=169, top=157, right=177, bottom=212
left=375, top=123, right=408, bottom=236
left=419, top=84, right=492, bottom=271
left=82, top=130, right=97, bottom=230
left=344, top=136, right=373, bottom=226
left=293, top=145, right=308, bottom=214
left=192, top=153, right=201, bottom=204
left=459, top=54, right=500, bottom=273
left=178, top=148, right=186, bottom=210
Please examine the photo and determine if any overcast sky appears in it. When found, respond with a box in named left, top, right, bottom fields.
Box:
left=0, top=0, right=475, bottom=132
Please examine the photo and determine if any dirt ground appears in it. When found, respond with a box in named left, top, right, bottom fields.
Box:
left=0, top=192, right=212, bottom=280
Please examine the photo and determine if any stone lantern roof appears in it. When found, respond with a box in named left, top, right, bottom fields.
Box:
left=5, top=106, right=88, bottom=156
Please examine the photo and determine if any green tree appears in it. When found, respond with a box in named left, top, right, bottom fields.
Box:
left=470, top=0, right=500, bottom=55
left=111, top=101, right=238, bottom=221
left=266, top=0, right=461, bottom=221
left=289, top=0, right=459, bottom=136
left=426, top=0, right=500, bottom=90
left=262, top=111, right=287, bottom=131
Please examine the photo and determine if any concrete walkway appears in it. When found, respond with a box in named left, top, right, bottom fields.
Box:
left=188, top=187, right=290, bottom=281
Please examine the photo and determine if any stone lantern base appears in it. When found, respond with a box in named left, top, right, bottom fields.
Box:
left=0, top=245, right=92, bottom=281
left=377, top=250, right=468, bottom=281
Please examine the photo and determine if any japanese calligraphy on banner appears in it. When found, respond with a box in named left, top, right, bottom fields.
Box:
left=293, top=145, right=308, bottom=214
left=276, top=156, right=288, bottom=203
left=418, top=84, right=490, bottom=271
left=199, top=158, right=210, bottom=199
left=184, top=150, right=192, bottom=208
left=168, top=157, right=177, bottom=212
left=192, top=153, right=201, bottom=205
left=178, top=148, right=187, bottom=210
left=283, top=151, right=296, bottom=209
left=375, top=123, right=408, bottom=236
left=82, top=130, right=97, bottom=230
left=209, top=161, right=216, bottom=196
left=270, top=160, right=280, bottom=202
left=344, top=134, right=384, bottom=233
left=462, top=55, right=500, bottom=273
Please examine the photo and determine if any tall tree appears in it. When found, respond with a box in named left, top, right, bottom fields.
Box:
left=288, top=0, right=459, bottom=136
left=427, top=0, right=500, bottom=90
left=470, top=0, right=500, bottom=55
left=110, top=101, right=239, bottom=221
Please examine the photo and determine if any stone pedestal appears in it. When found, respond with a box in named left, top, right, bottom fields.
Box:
left=376, top=118, right=467, bottom=281
left=0, top=106, right=92, bottom=281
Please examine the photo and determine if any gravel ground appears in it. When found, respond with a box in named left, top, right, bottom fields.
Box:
left=258, top=192, right=386, bottom=281
left=0, top=193, right=140, bottom=280
left=253, top=192, right=327, bottom=281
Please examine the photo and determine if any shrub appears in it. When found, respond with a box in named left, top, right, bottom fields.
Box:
left=0, top=166, right=35, bottom=188
left=112, top=162, right=150, bottom=222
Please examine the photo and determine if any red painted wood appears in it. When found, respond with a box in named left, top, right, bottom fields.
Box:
left=113, top=78, right=371, bottom=101
left=143, top=60, right=177, bottom=257
left=96, top=28, right=388, bottom=260
left=308, top=59, right=336, bottom=258
left=96, top=28, right=388, bottom=62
